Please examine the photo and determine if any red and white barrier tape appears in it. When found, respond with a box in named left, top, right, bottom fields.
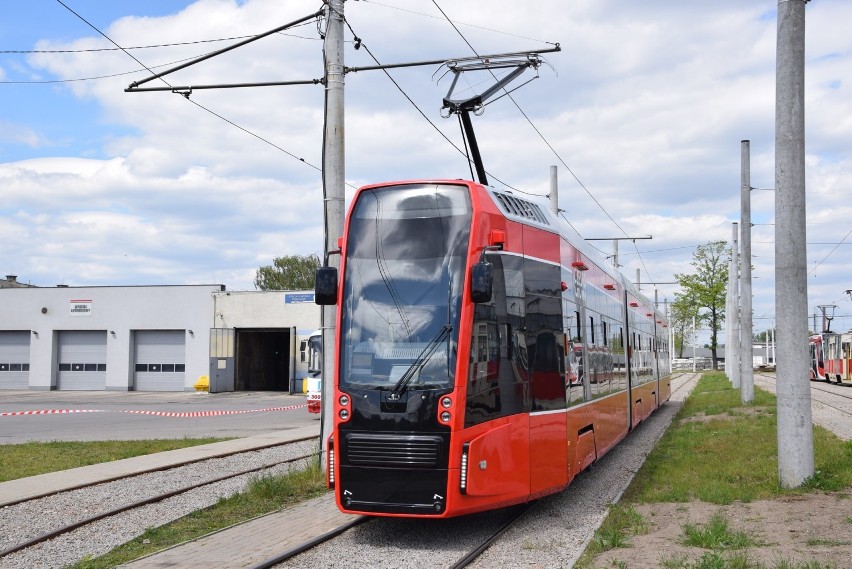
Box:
left=0, top=404, right=306, bottom=418
left=121, top=404, right=307, bottom=417
left=0, top=409, right=105, bottom=416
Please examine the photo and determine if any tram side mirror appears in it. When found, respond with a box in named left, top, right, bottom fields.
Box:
left=470, top=261, right=493, bottom=304
left=314, top=266, right=338, bottom=305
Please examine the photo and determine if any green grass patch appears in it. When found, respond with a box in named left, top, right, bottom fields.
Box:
left=682, top=512, right=756, bottom=550
left=579, top=372, right=852, bottom=569
left=578, top=504, right=649, bottom=562
left=0, top=438, right=231, bottom=482
left=621, top=372, right=852, bottom=504
left=660, top=551, right=838, bottom=569
left=67, top=458, right=328, bottom=569
left=661, top=550, right=754, bottom=569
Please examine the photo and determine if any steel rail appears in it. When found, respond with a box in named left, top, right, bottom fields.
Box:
left=450, top=501, right=538, bottom=568
left=248, top=516, right=370, bottom=569
left=0, top=434, right=318, bottom=508
left=0, top=450, right=318, bottom=559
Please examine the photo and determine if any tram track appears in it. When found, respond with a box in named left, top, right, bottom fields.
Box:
left=755, top=372, right=852, bottom=416
left=251, top=374, right=699, bottom=569
left=31, top=372, right=694, bottom=568
left=251, top=500, right=539, bottom=569
left=0, top=437, right=318, bottom=567
left=754, top=372, right=852, bottom=440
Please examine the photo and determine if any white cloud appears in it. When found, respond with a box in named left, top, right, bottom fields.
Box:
left=2, top=0, right=852, bottom=334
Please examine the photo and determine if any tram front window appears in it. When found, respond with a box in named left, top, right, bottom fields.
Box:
left=340, top=184, right=471, bottom=390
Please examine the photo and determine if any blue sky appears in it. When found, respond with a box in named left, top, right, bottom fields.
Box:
left=2, top=0, right=852, bottom=342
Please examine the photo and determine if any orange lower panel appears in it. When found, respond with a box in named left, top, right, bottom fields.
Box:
left=632, top=381, right=658, bottom=425
left=529, top=411, right=568, bottom=498
left=574, top=430, right=596, bottom=473
left=465, top=420, right=529, bottom=497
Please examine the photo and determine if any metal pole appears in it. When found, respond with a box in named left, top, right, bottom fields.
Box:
left=612, top=240, right=619, bottom=269
left=775, top=0, right=814, bottom=488
left=731, top=222, right=741, bottom=389
left=771, top=326, right=776, bottom=365
left=667, top=299, right=674, bottom=369
left=766, top=328, right=770, bottom=364
left=740, top=140, right=754, bottom=403
left=549, top=165, right=559, bottom=216
left=321, top=0, right=346, bottom=461
left=636, top=269, right=641, bottom=291
left=692, top=316, right=697, bottom=372
left=725, top=226, right=735, bottom=381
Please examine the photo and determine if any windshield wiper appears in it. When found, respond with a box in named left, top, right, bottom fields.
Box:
left=388, top=325, right=452, bottom=400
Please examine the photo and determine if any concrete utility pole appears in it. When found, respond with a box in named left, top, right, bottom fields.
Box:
left=725, top=225, right=735, bottom=381
left=692, top=315, right=697, bottom=372
left=740, top=141, right=754, bottom=403
left=731, top=222, right=741, bottom=389
left=321, top=0, right=346, bottom=458
left=775, top=0, right=814, bottom=488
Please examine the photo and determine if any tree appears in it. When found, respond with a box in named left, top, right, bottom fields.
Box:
left=674, top=241, right=729, bottom=369
left=254, top=254, right=321, bottom=291
left=670, top=292, right=700, bottom=359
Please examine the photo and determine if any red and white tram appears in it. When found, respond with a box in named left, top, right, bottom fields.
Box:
left=809, top=332, right=852, bottom=385
left=315, top=179, right=672, bottom=518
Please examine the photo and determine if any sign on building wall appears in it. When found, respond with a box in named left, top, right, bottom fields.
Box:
left=70, top=299, right=93, bottom=317
left=284, top=293, right=315, bottom=304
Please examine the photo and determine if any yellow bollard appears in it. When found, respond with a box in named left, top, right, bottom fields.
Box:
left=194, top=375, right=209, bottom=392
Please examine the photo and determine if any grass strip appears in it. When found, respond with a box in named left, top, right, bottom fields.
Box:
left=68, top=459, right=328, bottom=569
left=577, top=371, right=852, bottom=569
left=623, top=372, right=852, bottom=504
left=0, top=438, right=231, bottom=482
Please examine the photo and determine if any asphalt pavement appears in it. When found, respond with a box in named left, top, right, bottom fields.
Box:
left=0, top=390, right=320, bottom=443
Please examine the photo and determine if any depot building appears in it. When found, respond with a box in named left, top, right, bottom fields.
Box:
left=0, top=276, right=320, bottom=393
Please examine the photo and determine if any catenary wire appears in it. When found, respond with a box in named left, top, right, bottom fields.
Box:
left=1, top=52, right=221, bottom=84
left=358, top=0, right=557, bottom=47
left=430, top=0, right=656, bottom=284
left=54, top=0, right=337, bottom=180
left=330, top=5, right=526, bottom=194
left=0, top=23, right=318, bottom=54
left=809, top=225, right=852, bottom=277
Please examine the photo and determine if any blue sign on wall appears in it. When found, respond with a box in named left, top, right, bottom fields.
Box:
left=284, top=292, right=315, bottom=304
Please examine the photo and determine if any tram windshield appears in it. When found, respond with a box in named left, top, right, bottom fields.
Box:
left=339, top=183, right=471, bottom=390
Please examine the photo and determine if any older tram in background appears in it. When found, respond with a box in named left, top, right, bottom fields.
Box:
left=809, top=331, right=852, bottom=385
left=315, top=179, right=672, bottom=518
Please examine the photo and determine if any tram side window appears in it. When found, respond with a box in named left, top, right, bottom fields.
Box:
left=590, top=316, right=595, bottom=345
left=564, top=303, right=583, bottom=406
left=467, top=305, right=503, bottom=426
left=466, top=254, right=528, bottom=428
left=575, top=311, right=582, bottom=343
left=611, top=324, right=627, bottom=392
left=527, top=290, right=566, bottom=412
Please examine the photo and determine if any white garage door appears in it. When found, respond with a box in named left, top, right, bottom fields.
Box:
left=134, top=330, right=186, bottom=391
left=58, top=331, right=107, bottom=390
left=0, top=331, right=31, bottom=389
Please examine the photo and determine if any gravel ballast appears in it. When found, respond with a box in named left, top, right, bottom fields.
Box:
left=0, top=439, right=317, bottom=569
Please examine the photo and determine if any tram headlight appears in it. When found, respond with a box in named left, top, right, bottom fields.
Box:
left=339, top=409, right=349, bottom=420
left=441, top=410, right=451, bottom=422
left=441, top=396, right=452, bottom=408
left=460, top=443, right=469, bottom=494
left=339, top=395, right=349, bottom=406
left=327, top=438, right=335, bottom=489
